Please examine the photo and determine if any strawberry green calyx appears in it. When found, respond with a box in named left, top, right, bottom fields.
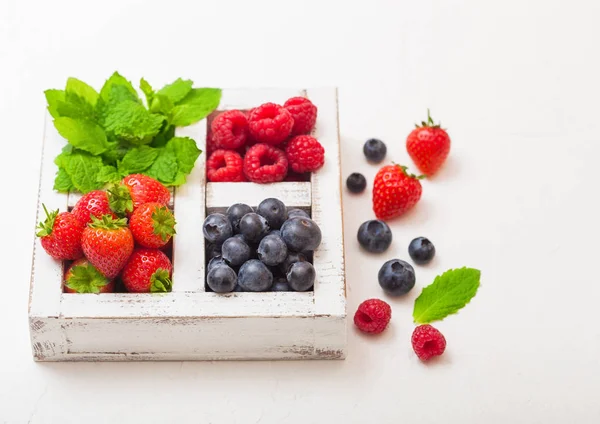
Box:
left=152, top=206, right=177, bottom=241
left=415, top=109, right=442, bottom=129
left=66, top=264, right=110, bottom=294
left=88, top=214, right=128, bottom=230
left=107, top=184, right=133, bottom=215
left=393, top=163, right=426, bottom=180
left=150, top=268, right=172, bottom=293
left=36, top=204, right=59, bottom=237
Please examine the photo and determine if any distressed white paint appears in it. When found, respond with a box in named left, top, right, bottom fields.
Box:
left=28, top=88, right=346, bottom=361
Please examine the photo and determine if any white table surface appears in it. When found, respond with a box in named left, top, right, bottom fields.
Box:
left=2, top=0, right=599, bottom=422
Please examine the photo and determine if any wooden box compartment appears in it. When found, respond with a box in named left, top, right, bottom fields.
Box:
left=29, top=88, right=346, bottom=361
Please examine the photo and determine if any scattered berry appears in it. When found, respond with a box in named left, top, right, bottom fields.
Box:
left=121, top=248, right=173, bottom=293
left=271, top=277, right=292, bottom=292
left=279, top=251, right=307, bottom=274
left=64, top=258, right=114, bottom=294
left=346, top=173, right=367, bottom=194
left=357, top=220, right=392, bottom=253
left=110, top=174, right=170, bottom=215
left=207, top=150, right=245, bottom=182
left=378, top=259, right=415, bottom=296
left=207, top=264, right=238, bottom=293
left=285, top=135, right=325, bottom=173
left=36, top=205, right=85, bottom=261
left=239, top=213, right=270, bottom=243
left=243, top=143, right=288, bottom=183
left=409, top=237, right=436, bottom=265
left=281, top=217, right=322, bottom=252
left=354, top=299, right=391, bottom=334
left=287, top=209, right=310, bottom=219
left=283, top=97, right=317, bottom=135
left=238, top=259, right=273, bottom=292
left=247, top=103, right=294, bottom=145
left=372, top=165, right=422, bottom=220
left=257, top=198, right=287, bottom=229
left=221, top=237, right=252, bottom=266
left=71, top=190, right=116, bottom=225
left=286, top=261, right=315, bottom=291
left=129, top=203, right=176, bottom=249
left=257, top=234, right=288, bottom=266
left=363, top=138, right=387, bottom=163
left=207, top=255, right=226, bottom=273
left=226, top=203, right=253, bottom=232
left=203, top=213, right=233, bottom=245
left=211, top=110, right=249, bottom=150
left=406, top=110, right=451, bottom=176
left=411, top=325, right=446, bottom=361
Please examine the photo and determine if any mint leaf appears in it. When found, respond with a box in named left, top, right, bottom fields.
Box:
left=170, top=88, right=221, bottom=126
left=66, top=77, right=99, bottom=108
left=146, top=148, right=178, bottom=184
left=96, top=165, right=120, bottom=184
left=103, top=100, right=165, bottom=145
left=118, top=145, right=158, bottom=175
left=54, top=167, right=74, bottom=192
left=54, top=144, right=73, bottom=168
left=63, top=152, right=104, bottom=193
left=99, top=72, right=139, bottom=103
left=54, top=117, right=109, bottom=155
left=150, top=94, right=174, bottom=116
left=413, top=267, right=481, bottom=324
left=45, top=89, right=65, bottom=118
left=158, top=78, right=193, bottom=103
left=165, top=136, right=201, bottom=174
left=151, top=125, right=175, bottom=148
left=140, top=78, right=154, bottom=107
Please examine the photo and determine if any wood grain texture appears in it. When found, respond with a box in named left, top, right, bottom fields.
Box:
left=206, top=182, right=311, bottom=210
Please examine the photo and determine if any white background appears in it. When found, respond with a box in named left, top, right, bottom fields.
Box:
left=1, top=0, right=599, bottom=422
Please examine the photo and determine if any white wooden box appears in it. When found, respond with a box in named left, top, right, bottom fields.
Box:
left=28, top=88, right=347, bottom=361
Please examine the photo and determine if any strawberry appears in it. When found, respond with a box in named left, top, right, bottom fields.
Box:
left=121, top=248, right=173, bottom=293
left=36, top=204, right=84, bottom=260
left=406, top=110, right=451, bottom=176
left=81, top=215, right=134, bottom=279
left=372, top=165, right=423, bottom=220
left=108, top=174, right=170, bottom=215
left=129, top=202, right=176, bottom=248
left=71, top=190, right=116, bottom=225
left=64, top=258, right=115, bottom=294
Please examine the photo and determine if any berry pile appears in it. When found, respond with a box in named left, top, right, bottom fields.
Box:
left=36, top=174, right=176, bottom=294
left=206, top=97, right=325, bottom=183
left=203, top=198, right=321, bottom=293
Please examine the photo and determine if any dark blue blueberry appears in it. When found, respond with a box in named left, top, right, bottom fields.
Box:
left=268, top=230, right=281, bottom=238
left=346, top=173, right=367, bottom=193
left=203, top=213, right=233, bottom=245
left=207, top=255, right=226, bottom=272
left=205, top=243, right=222, bottom=260
left=286, top=261, right=315, bottom=292
left=233, top=284, right=245, bottom=292
left=238, top=259, right=273, bottom=292
left=239, top=213, right=270, bottom=243
left=408, top=237, right=436, bottom=265
left=279, top=251, right=307, bottom=274
left=357, top=220, right=392, bottom=253
left=281, top=217, right=322, bottom=252
left=207, top=264, right=237, bottom=293
left=221, top=237, right=251, bottom=266
left=257, top=198, right=287, bottom=230
left=233, top=233, right=247, bottom=242
left=378, top=259, right=415, bottom=296
left=271, top=277, right=292, bottom=292
left=363, top=138, right=387, bottom=163
left=226, top=203, right=253, bottom=233
left=257, top=234, right=288, bottom=266
left=287, top=209, right=310, bottom=219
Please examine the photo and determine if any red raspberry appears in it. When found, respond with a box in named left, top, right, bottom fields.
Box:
left=411, top=325, right=447, bottom=361
left=211, top=110, right=249, bottom=150
left=354, top=299, right=391, bottom=334
left=284, top=97, right=317, bottom=135
left=207, top=150, right=245, bottom=182
left=247, top=103, right=294, bottom=145
left=285, top=135, right=325, bottom=173
left=243, top=143, right=288, bottom=183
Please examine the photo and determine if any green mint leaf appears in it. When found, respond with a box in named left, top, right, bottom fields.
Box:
left=145, top=148, right=178, bottom=184
left=103, top=100, right=165, bottom=145
left=62, top=151, right=104, bottom=193
left=54, top=144, right=74, bottom=168
left=150, top=94, right=174, bottom=116
left=118, top=145, right=158, bottom=175
left=171, top=171, right=188, bottom=186
left=53, top=117, right=109, bottom=155
left=170, top=88, right=222, bottom=126
left=96, top=165, right=120, bottom=184
left=165, top=136, right=201, bottom=174
left=151, top=125, right=175, bottom=148
left=413, top=267, right=481, bottom=324
left=157, top=78, right=193, bottom=104
left=140, top=78, right=154, bottom=107
left=45, top=89, right=66, bottom=118
left=99, top=72, right=139, bottom=103
left=66, top=77, right=99, bottom=108
left=54, top=167, right=74, bottom=192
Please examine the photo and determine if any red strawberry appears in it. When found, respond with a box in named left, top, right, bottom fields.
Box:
left=108, top=174, right=170, bottom=215
left=406, top=110, right=451, bottom=176
left=81, top=215, right=134, bottom=279
left=129, top=202, right=176, bottom=248
left=71, top=190, right=116, bottom=225
left=372, top=165, right=423, bottom=220
left=36, top=204, right=84, bottom=260
left=64, top=258, right=115, bottom=294
left=121, top=248, right=173, bottom=293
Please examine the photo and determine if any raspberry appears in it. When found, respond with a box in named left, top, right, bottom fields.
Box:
left=354, top=299, right=391, bottom=334
left=411, top=325, right=446, bottom=361
left=207, top=150, right=245, bottom=182
left=284, top=97, right=317, bottom=135
left=285, top=135, right=325, bottom=173
left=211, top=110, right=249, bottom=149
left=247, top=103, right=294, bottom=145
left=243, top=143, right=288, bottom=183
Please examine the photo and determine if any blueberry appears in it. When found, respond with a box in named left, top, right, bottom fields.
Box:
left=203, top=213, right=233, bottom=245
left=257, top=198, right=287, bottom=230
left=409, top=237, right=436, bottom=265
left=346, top=173, right=367, bottom=193
left=239, top=213, right=270, bottom=243
left=226, top=203, right=253, bottom=233
left=286, top=261, right=315, bottom=291
left=238, top=259, right=273, bottom=292
left=207, top=264, right=238, bottom=293
left=363, top=138, right=387, bottom=163
left=221, top=237, right=251, bottom=266
left=205, top=243, right=222, bottom=260
left=257, top=234, right=288, bottom=266
left=271, top=277, right=292, bottom=292
left=268, top=230, right=281, bottom=238
left=233, top=284, right=245, bottom=292
left=287, top=209, right=310, bottom=219
left=207, top=255, right=226, bottom=272
left=279, top=251, right=307, bottom=274
left=357, top=220, right=392, bottom=253
left=378, top=259, right=415, bottom=296
left=281, top=217, right=322, bottom=252
left=233, top=233, right=247, bottom=242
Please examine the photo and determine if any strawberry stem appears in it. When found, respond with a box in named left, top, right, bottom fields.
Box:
left=150, top=268, right=172, bottom=293
left=416, top=109, right=441, bottom=129
left=392, top=163, right=426, bottom=180
left=107, top=184, right=133, bottom=215
left=36, top=203, right=59, bottom=237
left=88, top=214, right=128, bottom=230
left=152, top=206, right=177, bottom=242
left=65, top=263, right=110, bottom=293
